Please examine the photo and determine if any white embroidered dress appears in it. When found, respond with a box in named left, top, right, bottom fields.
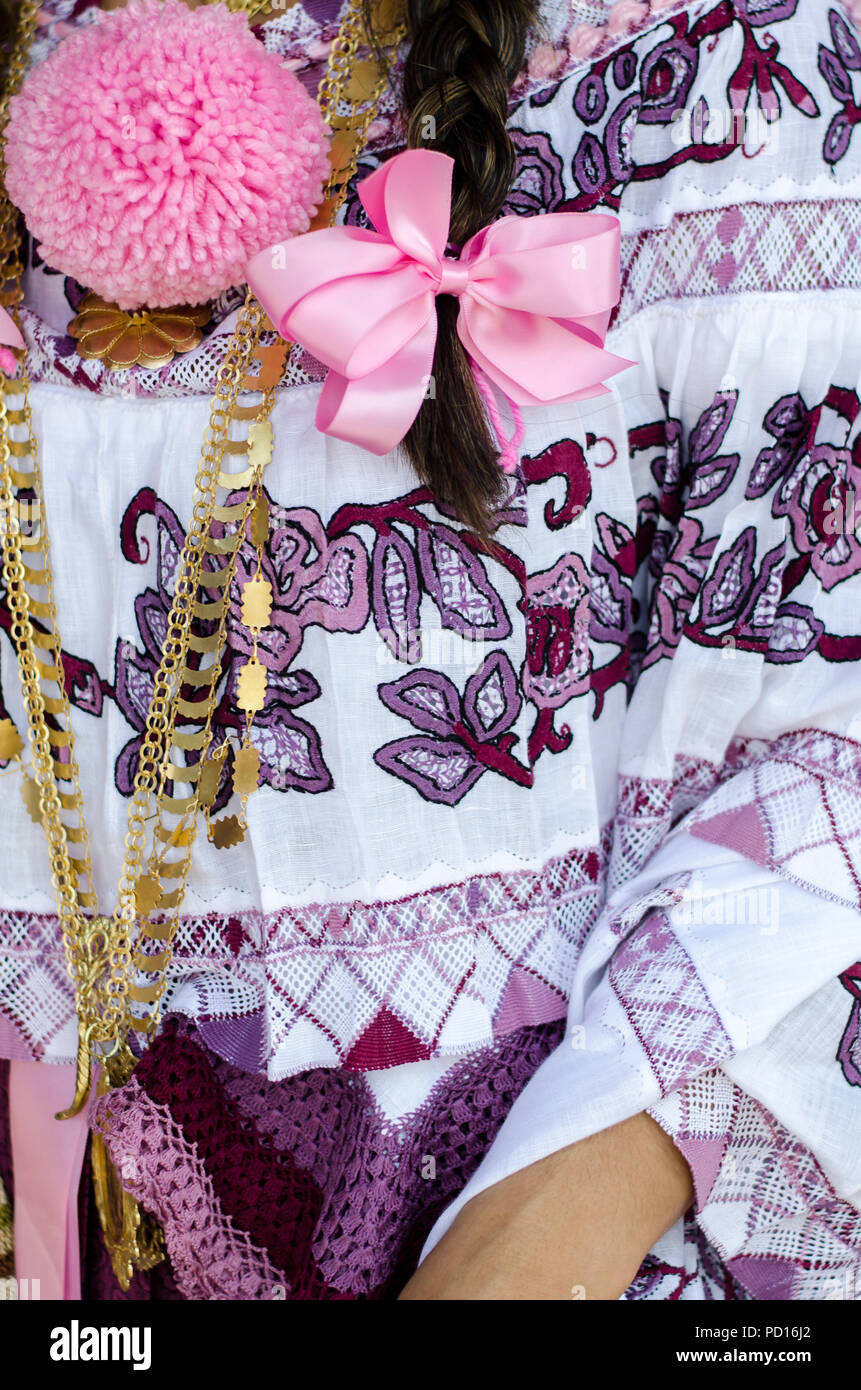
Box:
left=1, top=0, right=861, bottom=1299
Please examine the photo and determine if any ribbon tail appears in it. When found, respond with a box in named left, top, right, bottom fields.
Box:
left=9, top=1059, right=92, bottom=1300
left=316, top=316, right=439, bottom=455
left=461, top=311, right=633, bottom=408
left=0, top=306, right=24, bottom=351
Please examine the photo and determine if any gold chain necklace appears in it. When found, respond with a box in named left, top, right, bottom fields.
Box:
left=0, top=0, right=405, bottom=1287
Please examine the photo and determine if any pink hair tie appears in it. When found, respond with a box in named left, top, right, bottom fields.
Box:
left=470, top=362, right=526, bottom=476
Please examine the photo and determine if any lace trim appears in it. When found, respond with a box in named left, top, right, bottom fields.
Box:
left=0, top=831, right=611, bottom=1074
left=614, top=199, right=861, bottom=327
left=650, top=1072, right=861, bottom=1300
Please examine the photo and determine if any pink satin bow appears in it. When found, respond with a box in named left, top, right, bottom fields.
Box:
left=247, top=149, right=632, bottom=455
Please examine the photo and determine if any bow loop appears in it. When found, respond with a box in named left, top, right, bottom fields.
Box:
left=246, top=148, right=632, bottom=457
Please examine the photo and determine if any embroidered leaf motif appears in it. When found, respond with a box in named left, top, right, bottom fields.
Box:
left=0, top=719, right=23, bottom=761
left=209, top=814, right=245, bottom=850
left=378, top=669, right=461, bottom=736
left=249, top=705, right=333, bottom=794
left=463, top=652, right=521, bottom=741
left=374, top=736, right=483, bottom=806
left=197, top=744, right=228, bottom=809
left=233, top=743, right=260, bottom=797
left=241, top=576, right=273, bottom=631
left=371, top=531, right=421, bottom=662
left=250, top=494, right=270, bottom=550
left=417, top=523, right=510, bottom=640
left=237, top=657, right=267, bottom=713
left=699, top=527, right=757, bottom=628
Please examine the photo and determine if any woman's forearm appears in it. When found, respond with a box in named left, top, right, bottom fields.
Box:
left=399, top=1111, right=694, bottom=1301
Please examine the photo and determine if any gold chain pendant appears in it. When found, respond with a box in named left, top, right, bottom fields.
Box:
left=0, top=0, right=405, bottom=1290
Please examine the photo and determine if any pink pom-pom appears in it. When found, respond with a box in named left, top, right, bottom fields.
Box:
left=5, top=0, right=331, bottom=309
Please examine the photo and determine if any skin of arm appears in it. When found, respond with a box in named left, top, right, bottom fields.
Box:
left=398, top=1110, right=694, bottom=1300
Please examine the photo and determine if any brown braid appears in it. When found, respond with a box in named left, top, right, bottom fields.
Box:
left=0, top=1, right=18, bottom=65
left=366, top=0, right=539, bottom=547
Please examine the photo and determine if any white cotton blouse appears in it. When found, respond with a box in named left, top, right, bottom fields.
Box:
left=3, top=0, right=861, bottom=1294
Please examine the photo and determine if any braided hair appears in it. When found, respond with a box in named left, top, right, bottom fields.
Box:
left=368, top=0, right=540, bottom=545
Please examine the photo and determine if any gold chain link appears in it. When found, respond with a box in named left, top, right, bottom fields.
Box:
left=0, top=0, right=403, bottom=1095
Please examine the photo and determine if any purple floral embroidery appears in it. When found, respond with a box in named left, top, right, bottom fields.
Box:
left=646, top=419, right=684, bottom=517
left=590, top=514, right=637, bottom=718
left=687, top=392, right=742, bottom=509
left=223, top=496, right=368, bottom=673
left=737, top=540, right=785, bottom=638
left=838, top=967, right=861, bottom=1087
left=371, top=530, right=422, bottom=662
left=745, top=392, right=810, bottom=499
left=838, top=1000, right=861, bottom=1087
left=507, top=129, right=565, bottom=215
left=729, top=1, right=818, bottom=121
left=613, top=49, right=637, bottom=91
left=639, top=34, right=698, bottom=124
left=574, top=73, right=608, bottom=126
left=734, top=0, right=799, bottom=26
left=643, top=391, right=741, bottom=516
left=605, top=92, right=641, bottom=184
left=698, top=526, right=757, bottom=628
left=416, top=522, right=511, bottom=642
left=572, top=132, right=609, bottom=199
left=521, top=554, right=591, bottom=711
left=766, top=600, right=825, bottom=664
left=590, top=516, right=635, bottom=647
left=374, top=653, right=530, bottom=805
left=643, top=518, right=716, bottom=669
left=687, top=532, right=823, bottom=662
left=223, top=660, right=334, bottom=797
left=819, top=10, right=861, bottom=166
left=772, top=443, right=861, bottom=591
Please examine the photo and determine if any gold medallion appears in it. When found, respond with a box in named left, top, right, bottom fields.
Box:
left=233, top=743, right=260, bottom=797
left=240, top=574, right=273, bottom=630
left=250, top=494, right=270, bottom=548
left=197, top=744, right=228, bottom=809
left=209, top=814, right=245, bottom=849
left=20, top=775, right=42, bottom=822
left=0, top=718, right=23, bottom=760
left=68, top=295, right=211, bottom=372
left=237, top=657, right=267, bottom=713
left=134, top=874, right=162, bottom=915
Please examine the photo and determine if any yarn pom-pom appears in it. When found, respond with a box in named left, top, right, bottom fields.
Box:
left=5, top=0, right=331, bottom=309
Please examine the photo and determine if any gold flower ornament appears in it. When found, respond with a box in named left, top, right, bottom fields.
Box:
left=67, top=295, right=211, bottom=371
